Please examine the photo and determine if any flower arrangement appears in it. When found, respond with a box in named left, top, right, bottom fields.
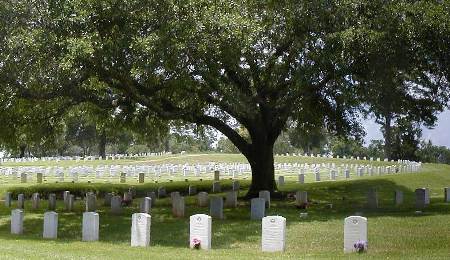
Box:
left=192, top=238, right=201, bottom=249
left=354, top=240, right=368, bottom=253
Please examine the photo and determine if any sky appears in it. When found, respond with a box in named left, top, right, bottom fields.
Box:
left=364, top=109, right=450, bottom=148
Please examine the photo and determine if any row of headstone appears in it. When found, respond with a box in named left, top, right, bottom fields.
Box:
left=1, top=160, right=421, bottom=185
left=11, top=210, right=368, bottom=253
left=1, top=152, right=171, bottom=164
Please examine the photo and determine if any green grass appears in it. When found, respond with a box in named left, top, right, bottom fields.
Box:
left=0, top=153, right=449, bottom=259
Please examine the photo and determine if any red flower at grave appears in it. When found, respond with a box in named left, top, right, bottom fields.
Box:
left=192, top=238, right=201, bottom=249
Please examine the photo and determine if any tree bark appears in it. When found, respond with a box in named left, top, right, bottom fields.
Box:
left=383, top=114, right=392, bottom=160
left=244, top=141, right=277, bottom=198
left=98, top=128, right=107, bottom=159
left=19, top=144, right=26, bottom=158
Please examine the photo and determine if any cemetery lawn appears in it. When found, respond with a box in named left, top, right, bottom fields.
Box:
left=0, top=154, right=449, bottom=259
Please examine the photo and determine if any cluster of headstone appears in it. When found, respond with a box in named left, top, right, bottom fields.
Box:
left=0, top=159, right=422, bottom=185
left=0, top=152, right=173, bottom=164
left=6, top=183, right=449, bottom=252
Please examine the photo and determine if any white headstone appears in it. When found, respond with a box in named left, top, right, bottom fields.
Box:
left=82, top=212, right=99, bottom=241
left=189, top=214, right=212, bottom=250
left=11, top=209, right=24, bottom=235
left=344, top=216, right=367, bottom=253
left=251, top=198, right=265, bottom=220
left=261, top=216, right=286, bottom=252
left=131, top=213, right=151, bottom=247
left=43, top=211, right=58, bottom=239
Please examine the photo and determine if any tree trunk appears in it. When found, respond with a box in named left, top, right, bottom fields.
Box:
left=19, top=144, right=26, bottom=158
left=245, top=142, right=277, bottom=198
left=384, top=115, right=392, bottom=160
left=98, top=128, right=107, bottom=159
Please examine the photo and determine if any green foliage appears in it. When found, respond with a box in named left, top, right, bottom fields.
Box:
left=2, top=0, right=449, bottom=193
left=416, top=140, right=450, bottom=165
left=329, top=137, right=367, bottom=158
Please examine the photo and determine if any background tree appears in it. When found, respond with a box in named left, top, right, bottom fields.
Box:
left=340, top=1, right=449, bottom=160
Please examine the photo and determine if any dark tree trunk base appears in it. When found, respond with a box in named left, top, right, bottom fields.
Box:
left=244, top=142, right=277, bottom=199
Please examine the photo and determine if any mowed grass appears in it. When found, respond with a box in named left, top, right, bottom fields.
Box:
left=0, top=154, right=448, bottom=259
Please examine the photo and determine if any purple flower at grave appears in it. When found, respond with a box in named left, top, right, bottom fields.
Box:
left=354, top=240, right=368, bottom=253
left=192, top=238, right=201, bottom=249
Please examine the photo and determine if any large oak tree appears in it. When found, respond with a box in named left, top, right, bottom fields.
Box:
left=2, top=0, right=448, bottom=196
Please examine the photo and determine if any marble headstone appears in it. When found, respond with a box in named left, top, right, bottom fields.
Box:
left=251, top=198, right=265, bottom=220
left=43, top=211, right=58, bottom=239
left=258, top=190, right=271, bottom=208
left=189, top=214, right=212, bottom=250
left=140, top=197, right=152, bottom=214
left=261, top=216, right=286, bottom=252
left=210, top=197, right=224, bottom=219
left=11, top=209, right=24, bottom=235
left=344, top=216, right=367, bottom=253
left=82, top=212, right=99, bottom=241
left=131, top=213, right=151, bottom=247
left=198, top=192, right=209, bottom=207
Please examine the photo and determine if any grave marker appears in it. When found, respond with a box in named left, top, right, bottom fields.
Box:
left=394, top=190, right=403, bottom=205
left=344, top=216, right=367, bottom=253
left=261, top=216, right=286, bottom=252
left=189, top=185, right=197, bottom=196
left=66, top=195, right=74, bottom=211
left=138, top=172, right=145, bottom=184
left=212, top=181, right=221, bottom=193
left=43, top=211, right=58, bottom=239
left=82, top=212, right=99, bottom=241
left=131, top=213, right=151, bottom=247
left=210, top=197, right=224, bottom=219
left=111, top=196, right=122, bottom=215
left=140, top=197, right=152, bottom=214
left=198, top=192, right=209, bottom=207
left=48, top=193, right=56, bottom=210
left=17, top=194, right=25, bottom=209
left=11, top=209, right=24, bottom=235
left=157, top=187, right=167, bottom=198
left=189, top=214, right=212, bottom=250
left=295, top=191, right=308, bottom=207
left=367, top=189, right=378, bottom=209
left=225, top=191, right=238, bottom=208
left=85, top=193, right=96, bottom=212
left=278, top=176, right=285, bottom=186
left=5, top=192, right=12, bottom=207
left=232, top=180, right=240, bottom=191
left=251, top=198, right=265, bottom=220
left=32, top=193, right=40, bottom=210
left=415, top=188, right=427, bottom=208
left=214, top=170, right=220, bottom=181
left=258, top=190, right=270, bottom=208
